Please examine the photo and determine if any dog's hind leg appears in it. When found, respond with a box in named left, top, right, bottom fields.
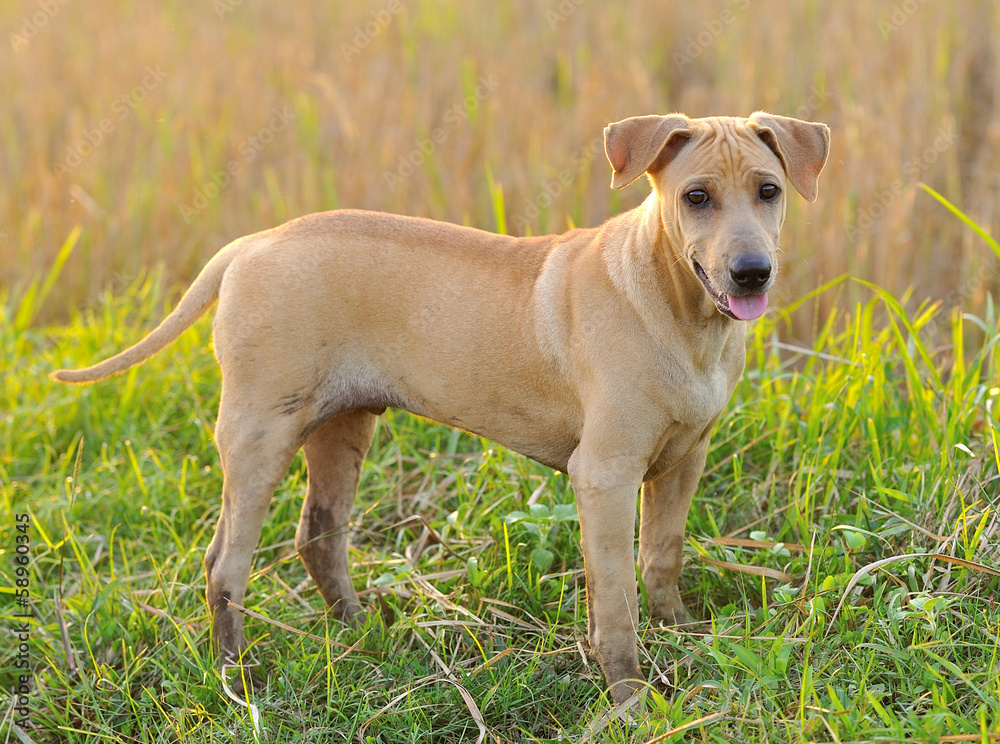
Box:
left=204, top=397, right=307, bottom=676
left=296, top=408, right=377, bottom=623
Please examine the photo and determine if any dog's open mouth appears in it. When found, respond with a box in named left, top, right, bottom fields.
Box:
left=692, top=260, right=768, bottom=321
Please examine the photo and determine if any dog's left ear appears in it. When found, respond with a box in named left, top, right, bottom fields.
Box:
left=604, top=114, right=692, bottom=190
left=747, top=112, right=831, bottom=202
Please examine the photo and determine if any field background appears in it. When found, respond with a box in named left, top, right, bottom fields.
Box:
left=3, top=0, right=1000, bottom=742
left=3, top=0, right=1000, bottom=334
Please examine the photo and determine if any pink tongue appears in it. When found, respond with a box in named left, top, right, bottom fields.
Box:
left=727, top=293, right=768, bottom=321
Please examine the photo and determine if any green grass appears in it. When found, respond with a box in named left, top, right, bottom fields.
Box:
left=3, top=217, right=1000, bottom=741
left=6, top=3, right=1000, bottom=739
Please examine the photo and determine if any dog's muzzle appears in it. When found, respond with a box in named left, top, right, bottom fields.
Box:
left=692, top=257, right=771, bottom=321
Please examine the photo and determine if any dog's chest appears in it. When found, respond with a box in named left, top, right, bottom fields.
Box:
left=672, top=364, right=731, bottom=432
left=644, top=344, right=743, bottom=477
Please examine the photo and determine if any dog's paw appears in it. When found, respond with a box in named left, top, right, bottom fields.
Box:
left=332, top=599, right=365, bottom=626
left=220, top=654, right=266, bottom=700
left=649, top=603, right=691, bottom=627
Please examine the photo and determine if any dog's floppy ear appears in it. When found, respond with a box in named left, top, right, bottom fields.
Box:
left=604, top=114, right=692, bottom=190
left=748, top=112, right=830, bottom=203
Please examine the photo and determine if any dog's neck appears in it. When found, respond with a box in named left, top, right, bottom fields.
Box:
left=598, top=193, right=745, bottom=379
left=605, top=193, right=732, bottom=331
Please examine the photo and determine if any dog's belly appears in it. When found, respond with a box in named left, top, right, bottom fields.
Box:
left=416, top=404, right=580, bottom=472
left=391, top=375, right=581, bottom=472
left=297, top=355, right=581, bottom=472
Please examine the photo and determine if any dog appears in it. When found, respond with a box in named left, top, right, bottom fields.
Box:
left=52, top=111, right=829, bottom=704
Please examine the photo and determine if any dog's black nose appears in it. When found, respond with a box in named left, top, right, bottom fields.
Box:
left=729, top=255, right=772, bottom=291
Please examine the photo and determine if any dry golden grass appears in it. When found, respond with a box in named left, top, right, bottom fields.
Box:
left=3, top=0, right=999, bottom=335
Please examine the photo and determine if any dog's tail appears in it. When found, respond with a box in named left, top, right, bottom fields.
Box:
left=50, top=237, right=248, bottom=384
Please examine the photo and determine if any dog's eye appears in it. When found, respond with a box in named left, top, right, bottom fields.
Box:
left=759, top=184, right=780, bottom=201
left=685, top=189, right=709, bottom=206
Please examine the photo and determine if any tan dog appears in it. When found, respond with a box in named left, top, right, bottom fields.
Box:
left=53, top=112, right=829, bottom=704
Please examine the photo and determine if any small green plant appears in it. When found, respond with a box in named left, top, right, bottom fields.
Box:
left=503, top=502, right=578, bottom=574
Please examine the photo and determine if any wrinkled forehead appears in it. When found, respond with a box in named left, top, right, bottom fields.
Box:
left=671, top=116, right=783, bottom=177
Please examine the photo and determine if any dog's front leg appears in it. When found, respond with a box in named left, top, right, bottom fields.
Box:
left=568, top=446, right=646, bottom=704
left=638, top=437, right=710, bottom=624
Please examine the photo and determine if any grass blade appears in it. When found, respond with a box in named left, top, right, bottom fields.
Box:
left=920, top=183, right=1000, bottom=259
left=14, top=225, right=82, bottom=331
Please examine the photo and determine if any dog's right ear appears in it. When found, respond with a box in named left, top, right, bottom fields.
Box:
left=604, top=114, right=692, bottom=190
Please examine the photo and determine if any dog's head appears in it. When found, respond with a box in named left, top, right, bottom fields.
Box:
left=604, top=112, right=830, bottom=321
